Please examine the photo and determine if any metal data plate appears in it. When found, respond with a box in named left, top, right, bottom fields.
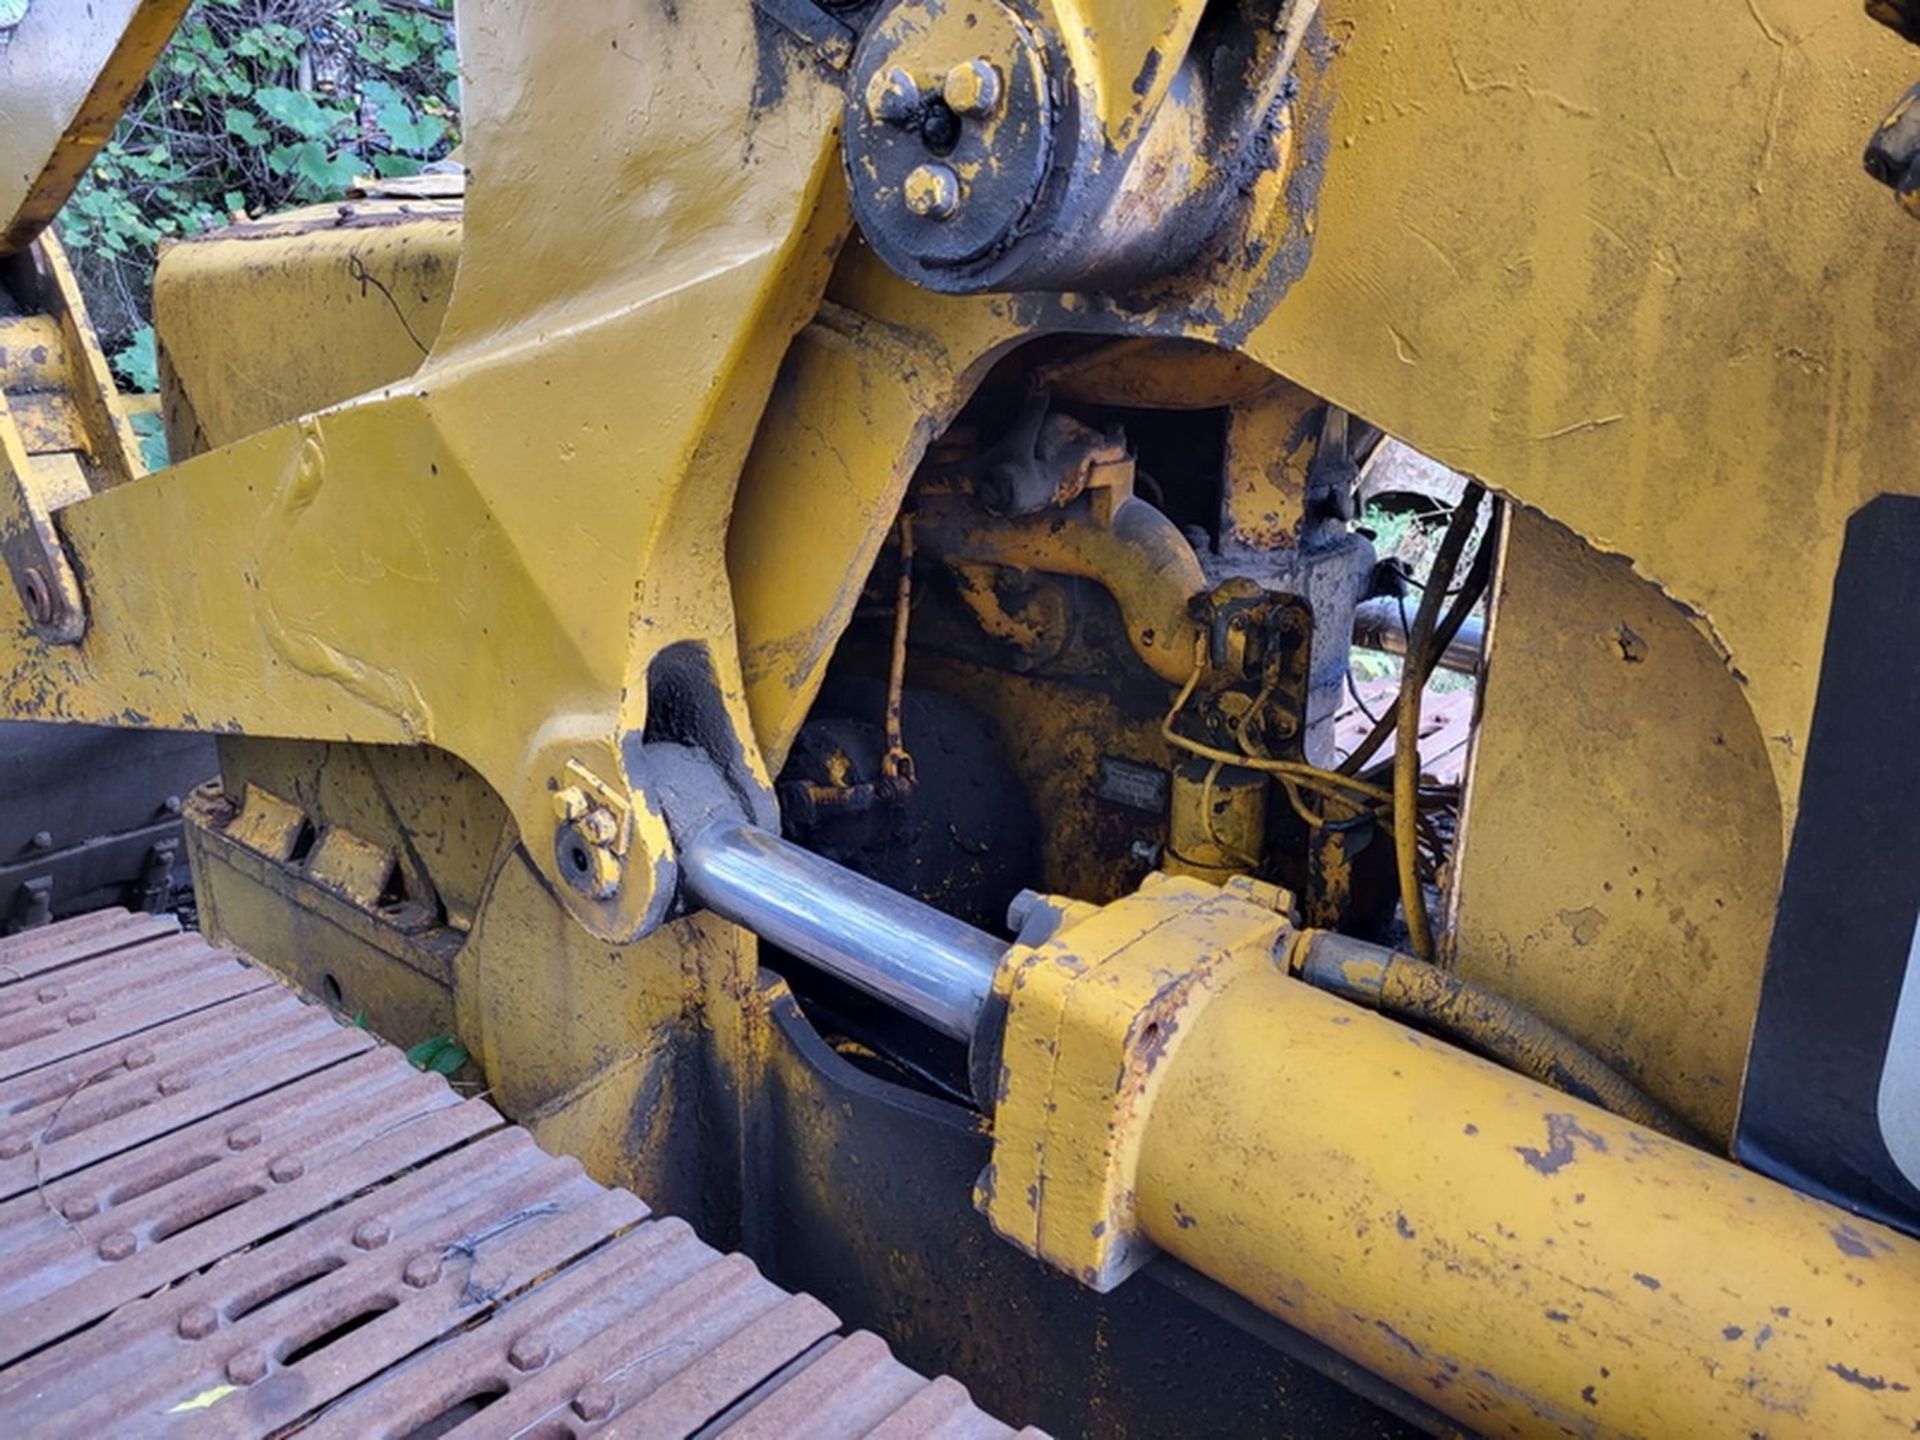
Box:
left=0, top=908, right=1041, bottom=1437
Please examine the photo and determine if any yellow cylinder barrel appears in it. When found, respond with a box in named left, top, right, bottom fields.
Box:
left=1135, top=965, right=1920, bottom=1435
left=1164, top=756, right=1268, bottom=883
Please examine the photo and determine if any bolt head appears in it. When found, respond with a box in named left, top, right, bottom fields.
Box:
left=551, top=785, right=591, bottom=823
left=60, top=1193, right=99, bottom=1221
left=351, top=1219, right=391, bottom=1251
left=268, top=1156, right=305, bottom=1184
left=943, top=59, right=1003, bottom=119
left=402, top=1252, right=443, bottom=1289
left=29, top=829, right=52, bottom=850
left=865, top=65, right=922, bottom=126
left=123, top=1045, right=155, bottom=1070
left=573, top=1382, right=617, bottom=1422
left=97, top=1230, right=137, bottom=1261
left=177, top=1303, right=221, bottom=1340
left=156, top=1071, right=191, bottom=1095
left=579, top=807, right=619, bottom=846
left=226, top=1122, right=262, bottom=1152
left=904, top=163, right=962, bottom=220
left=35, top=983, right=64, bottom=1003
left=226, top=1350, right=268, bottom=1386
left=66, top=1005, right=96, bottom=1027
left=508, top=1333, right=553, bottom=1372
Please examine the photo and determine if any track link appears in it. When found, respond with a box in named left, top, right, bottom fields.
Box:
left=0, top=909, right=1037, bottom=1438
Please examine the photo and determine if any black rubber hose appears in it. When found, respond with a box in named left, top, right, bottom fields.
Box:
left=1294, top=930, right=1694, bottom=1141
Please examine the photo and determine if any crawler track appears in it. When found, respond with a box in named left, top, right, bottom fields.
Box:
left=0, top=909, right=1035, bottom=1438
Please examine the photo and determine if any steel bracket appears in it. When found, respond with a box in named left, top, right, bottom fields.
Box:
left=0, top=411, right=87, bottom=644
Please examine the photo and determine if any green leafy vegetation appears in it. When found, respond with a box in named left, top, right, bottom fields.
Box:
left=405, top=1033, right=470, bottom=1075
left=52, top=0, right=459, bottom=389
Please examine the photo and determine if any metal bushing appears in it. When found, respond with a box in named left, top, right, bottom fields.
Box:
left=844, top=0, right=1055, bottom=274
left=555, top=818, right=622, bottom=900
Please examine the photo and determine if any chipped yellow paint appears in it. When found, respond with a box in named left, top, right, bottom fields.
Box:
left=0, top=0, right=854, bottom=942
left=981, top=872, right=1293, bottom=1289
left=0, top=0, right=193, bottom=254
left=993, top=873, right=1920, bottom=1436
left=1047, top=0, right=1208, bottom=142
left=164, top=1384, right=236, bottom=1414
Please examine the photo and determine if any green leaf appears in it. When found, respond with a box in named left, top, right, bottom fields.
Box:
left=224, top=108, right=268, bottom=145
left=129, top=410, right=170, bottom=472
left=111, top=326, right=159, bottom=394
left=372, top=154, right=424, bottom=179
left=404, top=1034, right=470, bottom=1075
left=254, top=86, right=348, bottom=141
left=379, top=99, right=445, bottom=155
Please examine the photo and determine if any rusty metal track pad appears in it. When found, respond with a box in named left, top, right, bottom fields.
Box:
left=0, top=909, right=1040, bottom=1438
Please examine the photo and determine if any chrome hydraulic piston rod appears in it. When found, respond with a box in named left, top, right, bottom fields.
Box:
left=678, top=817, right=1004, bottom=1042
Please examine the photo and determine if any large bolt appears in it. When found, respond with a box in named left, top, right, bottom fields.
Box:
left=97, top=1230, right=138, bottom=1261
left=352, top=1219, right=391, bottom=1251
left=904, top=163, right=962, bottom=220
left=943, top=59, right=1003, bottom=119
left=865, top=65, right=922, bottom=126
left=403, top=1252, right=443, bottom=1288
left=60, top=1193, right=99, bottom=1222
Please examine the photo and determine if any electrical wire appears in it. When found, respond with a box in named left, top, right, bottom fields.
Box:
left=1393, top=483, right=1487, bottom=960
left=1160, top=642, right=1395, bottom=822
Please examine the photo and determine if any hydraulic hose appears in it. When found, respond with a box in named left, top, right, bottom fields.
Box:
left=1292, top=929, right=1690, bottom=1139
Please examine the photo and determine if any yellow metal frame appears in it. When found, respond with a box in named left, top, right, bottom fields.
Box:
left=0, top=0, right=193, bottom=255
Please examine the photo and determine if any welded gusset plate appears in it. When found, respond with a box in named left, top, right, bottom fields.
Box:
left=0, top=909, right=1042, bottom=1437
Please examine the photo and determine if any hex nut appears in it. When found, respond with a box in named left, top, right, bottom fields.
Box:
left=944, top=59, right=1003, bottom=119
left=226, top=1350, right=268, bottom=1386
left=402, top=1252, right=444, bottom=1288
left=865, top=65, right=922, bottom=126
left=226, top=1122, right=262, bottom=1152
left=352, top=1219, right=391, bottom=1251
left=177, top=1304, right=221, bottom=1340
left=60, top=1194, right=99, bottom=1221
left=904, top=163, right=962, bottom=220
left=97, top=1230, right=138, bottom=1262
left=508, top=1333, right=553, bottom=1372
left=573, top=1382, right=617, bottom=1422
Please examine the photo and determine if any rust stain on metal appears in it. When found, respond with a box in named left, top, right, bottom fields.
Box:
left=0, top=910, right=1041, bottom=1437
